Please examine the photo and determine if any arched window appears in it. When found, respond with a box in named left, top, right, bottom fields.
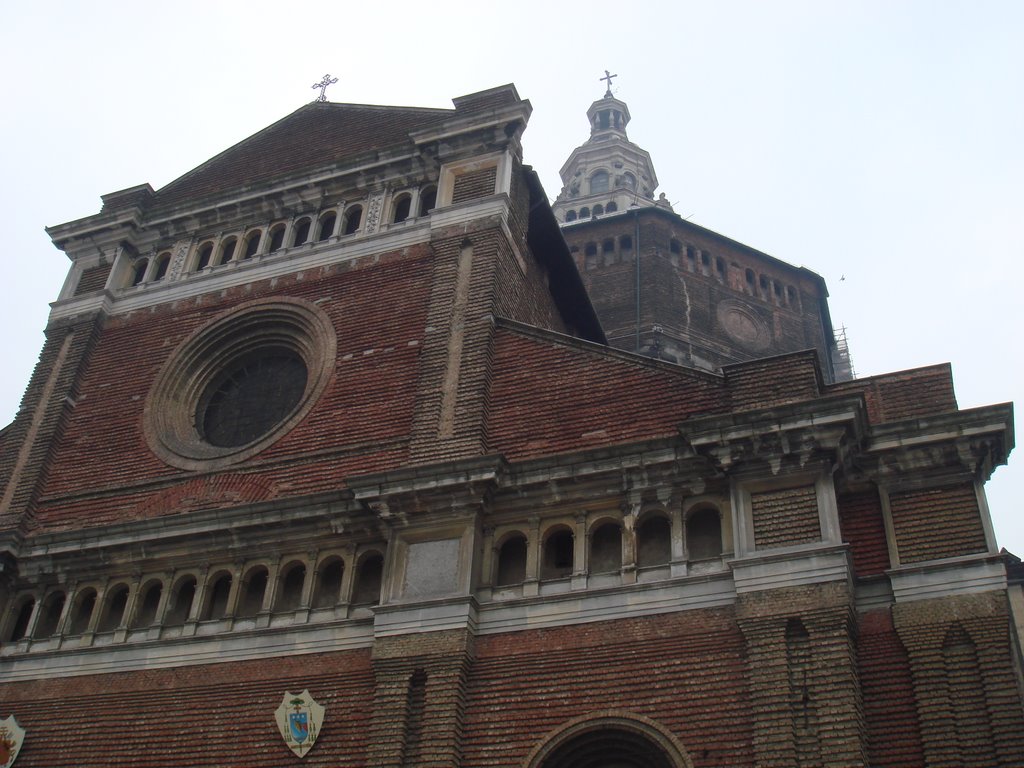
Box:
left=391, top=194, right=412, bottom=224
left=622, top=172, right=637, bottom=191
left=342, top=205, right=363, bottom=235
left=276, top=562, right=307, bottom=612
left=153, top=252, right=171, bottom=281
left=580, top=206, right=591, bottom=219
left=33, top=591, right=66, bottom=638
left=165, top=576, right=196, bottom=625
left=589, top=170, right=610, bottom=194
left=195, top=242, right=214, bottom=271
left=68, top=588, right=97, bottom=635
left=97, top=585, right=129, bottom=632
left=686, top=507, right=723, bottom=560
left=216, top=237, right=237, bottom=266
left=785, top=286, right=795, bottom=306
left=419, top=186, right=437, bottom=216
left=759, top=275, right=769, bottom=299
left=268, top=224, right=286, bottom=252
left=542, top=528, right=574, bottom=580
left=238, top=567, right=268, bottom=618
left=132, top=580, right=163, bottom=628
left=589, top=522, right=622, bottom=574
left=602, top=239, right=614, bottom=254
left=312, top=558, right=344, bottom=609
left=6, top=597, right=34, bottom=642
left=670, top=239, right=682, bottom=255
left=619, top=235, right=633, bottom=251
left=203, top=573, right=232, bottom=621
left=243, top=230, right=261, bottom=259
left=584, top=242, right=598, bottom=257
left=745, top=268, right=756, bottom=294
left=716, top=257, right=727, bottom=281
left=592, top=203, right=604, bottom=216
left=565, top=210, right=577, bottom=222
left=606, top=201, right=618, bottom=212
left=636, top=514, right=671, bottom=568
left=131, top=258, right=149, bottom=286
left=496, top=534, right=527, bottom=586
left=317, top=213, right=336, bottom=242
left=685, top=246, right=696, bottom=272
left=292, top=218, right=311, bottom=247
left=352, top=553, right=383, bottom=605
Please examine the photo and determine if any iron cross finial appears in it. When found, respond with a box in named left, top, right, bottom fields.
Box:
left=312, top=74, right=338, bottom=103
left=600, top=70, right=618, bottom=97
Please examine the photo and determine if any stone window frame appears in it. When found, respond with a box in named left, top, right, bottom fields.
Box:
left=436, top=150, right=512, bottom=209
left=144, top=297, right=336, bottom=472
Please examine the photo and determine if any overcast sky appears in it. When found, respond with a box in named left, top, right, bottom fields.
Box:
left=2, top=1, right=1021, bottom=552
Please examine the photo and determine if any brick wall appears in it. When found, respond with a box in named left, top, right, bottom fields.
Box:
left=451, top=167, right=497, bottom=205
left=0, top=648, right=375, bottom=767
left=751, top=485, right=821, bottom=550
left=73, top=264, right=111, bottom=296
left=828, top=364, right=957, bottom=424
left=837, top=491, right=891, bottom=577
left=888, top=485, right=987, bottom=564
left=462, top=609, right=754, bottom=767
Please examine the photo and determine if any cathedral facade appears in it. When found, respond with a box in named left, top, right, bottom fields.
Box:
left=0, top=83, right=1020, bottom=767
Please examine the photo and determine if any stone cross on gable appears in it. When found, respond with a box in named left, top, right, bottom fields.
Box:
left=600, top=70, right=618, bottom=97
left=312, top=74, right=338, bottom=102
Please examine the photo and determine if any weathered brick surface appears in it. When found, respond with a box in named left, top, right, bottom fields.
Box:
left=561, top=208, right=833, bottom=376
left=451, top=167, right=497, bottom=205
left=855, top=609, right=925, bottom=767
left=724, top=351, right=822, bottom=412
left=487, top=326, right=725, bottom=461
left=461, top=609, right=754, bottom=768
left=751, top=485, right=820, bottom=550
left=892, top=592, right=1024, bottom=766
left=888, top=484, right=987, bottom=564
left=837, top=491, right=891, bottom=577
left=828, top=364, right=957, bottom=424
left=73, top=263, right=111, bottom=296
left=737, top=583, right=868, bottom=768
left=0, top=648, right=374, bottom=767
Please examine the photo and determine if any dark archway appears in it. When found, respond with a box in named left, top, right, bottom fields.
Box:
left=527, top=714, right=691, bottom=768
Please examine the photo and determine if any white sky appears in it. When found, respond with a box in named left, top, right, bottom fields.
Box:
left=2, top=1, right=1021, bottom=552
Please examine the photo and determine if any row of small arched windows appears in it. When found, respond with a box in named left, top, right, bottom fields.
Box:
left=129, top=186, right=438, bottom=287
left=669, top=239, right=798, bottom=307
left=564, top=200, right=619, bottom=222
left=492, top=507, right=724, bottom=588
left=2, top=550, right=386, bottom=645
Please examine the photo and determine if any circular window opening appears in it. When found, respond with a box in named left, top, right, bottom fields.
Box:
left=145, top=298, right=336, bottom=471
left=198, top=351, right=308, bottom=447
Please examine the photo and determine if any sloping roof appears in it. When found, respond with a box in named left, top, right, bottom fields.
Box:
left=153, top=101, right=453, bottom=210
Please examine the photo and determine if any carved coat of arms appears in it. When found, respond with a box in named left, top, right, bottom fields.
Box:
left=274, top=690, right=324, bottom=758
left=0, top=715, right=25, bottom=768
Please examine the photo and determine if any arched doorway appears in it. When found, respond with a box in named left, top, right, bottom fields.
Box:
left=527, top=714, right=692, bottom=768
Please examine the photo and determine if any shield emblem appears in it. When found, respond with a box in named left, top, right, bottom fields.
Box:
left=275, top=690, right=324, bottom=758
left=0, top=715, right=25, bottom=768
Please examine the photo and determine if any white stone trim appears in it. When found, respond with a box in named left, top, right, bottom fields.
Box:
left=729, top=545, right=851, bottom=593
left=888, top=554, right=1007, bottom=602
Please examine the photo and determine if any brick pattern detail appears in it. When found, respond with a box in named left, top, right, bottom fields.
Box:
left=451, top=167, right=497, bottom=205
left=737, top=583, right=868, bottom=768
left=0, top=649, right=374, bottom=766
left=888, top=485, right=986, bottom=564
left=892, top=592, right=1024, bottom=766
left=828, top=364, right=957, bottom=424
left=751, top=486, right=820, bottom=550
left=856, top=609, right=925, bottom=767
left=367, top=630, right=474, bottom=768
left=837, top=491, right=891, bottom=577
left=73, top=264, right=111, bottom=296
left=0, top=315, right=104, bottom=533
left=724, top=352, right=821, bottom=412
left=488, top=327, right=725, bottom=461
left=462, top=609, right=754, bottom=767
